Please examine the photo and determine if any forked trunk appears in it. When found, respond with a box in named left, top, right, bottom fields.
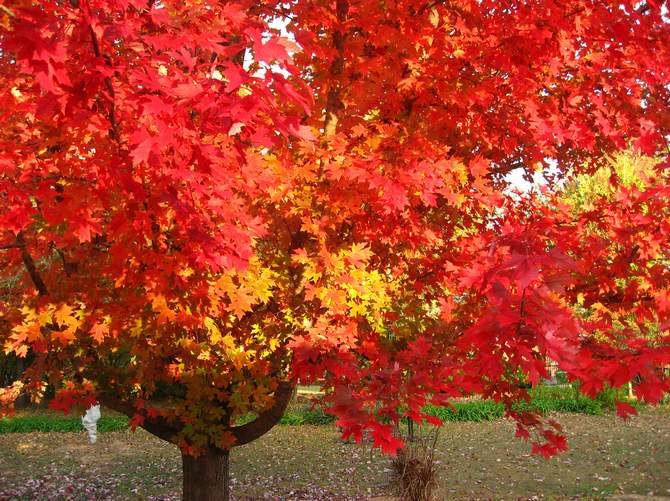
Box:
left=100, top=382, right=295, bottom=501
left=182, top=448, right=230, bottom=501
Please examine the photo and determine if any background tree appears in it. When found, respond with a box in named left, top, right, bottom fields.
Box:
left=560, top=152, right=669, bottom=397
left=1, top=1, right=669, bottom=500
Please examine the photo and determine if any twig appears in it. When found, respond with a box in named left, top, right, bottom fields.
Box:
left=16, top=233, right=48, bottom=296
left=0, top=4, right=16, bottom=17
left=515, top=287, right=527, bottom=337
left=88, top=26, right=119, bottom=138
left=0, top=242, right=25, bottom=250
left=323, top=0, right=349, bottom=137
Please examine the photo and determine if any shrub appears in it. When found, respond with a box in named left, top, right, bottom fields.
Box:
left=390, top=426, right=440, bottom=501
left=279, top=409, right=335, bottom=425
left=424, top=400, right=504, bottom=422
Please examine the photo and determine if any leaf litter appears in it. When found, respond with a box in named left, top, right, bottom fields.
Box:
left=0, top=412, right=669, bottom=500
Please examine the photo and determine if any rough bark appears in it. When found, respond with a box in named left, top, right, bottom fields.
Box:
left=182, top=448, right=230, bottom=501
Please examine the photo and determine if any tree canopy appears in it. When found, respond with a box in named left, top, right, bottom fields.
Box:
left=1, top=0, right=669, bottom=469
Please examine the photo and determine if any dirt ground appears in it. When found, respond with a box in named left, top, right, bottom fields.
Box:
left=0, top=410, right=669, bottom=500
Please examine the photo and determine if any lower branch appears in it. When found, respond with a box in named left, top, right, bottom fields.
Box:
left=230, top=381, right=294, bottom=446
left=97, top=392, right=182, bottom=444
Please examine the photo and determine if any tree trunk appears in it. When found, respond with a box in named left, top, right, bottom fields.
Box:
left=406, top=416, right=415, bottom=442
left=182, top=448, right=230, bottom=501
left=99, top=382, right=294, bottom=501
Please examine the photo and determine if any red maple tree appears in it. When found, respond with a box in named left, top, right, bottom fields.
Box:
left=1, top=1, right=669, bottom=499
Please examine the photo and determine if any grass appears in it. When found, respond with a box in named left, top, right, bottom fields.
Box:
left=424, top=385, right=641, bottom=423
left=0, top=414, right=129, bottom=433
left=0, top=385, right=649, bottom=433
left=279, top=408, right=335, bottom=425
left=0, top=408, right=335, bottom=433
left=425, top=399, right=505, bottom=422
left=1, top=411, right=669, bottom=500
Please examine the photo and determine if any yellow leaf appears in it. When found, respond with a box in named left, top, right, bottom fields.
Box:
left=205, top=317, right=222, bottom=344
left=130, top=319, right=143, bottom=337
left=54, top=304, right=77, bottom=328
left=228, top=288, right=254, bottom=318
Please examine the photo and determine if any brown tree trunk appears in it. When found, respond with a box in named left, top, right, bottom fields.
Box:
left=182, top=448, right=230, bottom=501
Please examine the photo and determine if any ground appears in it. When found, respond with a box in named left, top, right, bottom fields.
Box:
left=0, top=411, right=669, bottom=500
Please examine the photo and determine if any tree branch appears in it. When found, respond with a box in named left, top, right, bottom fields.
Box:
left=516, top=287, right=527, bottom=337
left=323, top=0, right=349, bottom=137
left=16, top=233, right=48, bottom=296
left=229, top=381, right=294, bottom=446
left=0, top=4, right=15, bottom=18
left=87, top=20, right=119, bottom=138
left=97, top=392, right=182, bottom=444
left=54, top=246, right=77, bottom=277
left=0, top=242, right=25, bottom=250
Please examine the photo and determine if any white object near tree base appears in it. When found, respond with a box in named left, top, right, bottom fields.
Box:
left=81, top=404, right=101, bottom=444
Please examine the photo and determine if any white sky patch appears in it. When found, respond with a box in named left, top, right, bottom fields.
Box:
left=504, top=159, right=563, bottom=197
left=268, top=17, right=292, bottom=38
left=245, top=17, right=296, bottom=78
left=505, top=167, right=547, bottom=193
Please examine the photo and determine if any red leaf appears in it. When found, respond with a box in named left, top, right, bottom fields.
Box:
left=424, top=414, right=442, bottom=427
left=469, top=156, right=490, bottom=178
left=72, top=220, right=97, bottom=243
left=129, top=413, right=145, bottom=430
left=172, top=82, right=203, bottom=99
left=615, top=401, right=637, bottom=420
left=141, top=95, right=172, bottom=116
left=372, top=427, right=404, bottom=456
left=254, top=38, right=290, bottom=63
left=515, top=424, right=531, bottom=440
left=130, top=136, right=154, bottom=166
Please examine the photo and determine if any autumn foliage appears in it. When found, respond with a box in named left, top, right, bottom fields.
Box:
left=1, top=0, right=670, bottom=466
